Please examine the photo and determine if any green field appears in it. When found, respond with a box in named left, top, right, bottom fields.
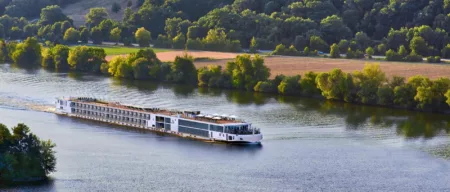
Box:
left=69, top=45, right=169, bottom=55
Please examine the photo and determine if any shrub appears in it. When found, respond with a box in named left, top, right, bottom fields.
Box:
left=12, top=37, right=42, bottom=67
left=135, top=27, right=151, bottom=47
left=427, top=56, right=441, bottom=63
left=278, top=75, right=301, bottom=95
left=254, top=81, right=276, bottom=93
left=154, top=34, right=172, bottom=48
left=365, top=47, right=374, bottom=59
left=330, top=43, right=340, bottom=58
left=172, top=33, right=186, bottom=49
left=63, top=27, right=79, bottom=44
left=441, top=44, right=450, bottom=59
left=186, top=38, right=203, bottom=50
left=385, top=49, right=402, bottom=61
left=404, top=51, right=423, bottom=62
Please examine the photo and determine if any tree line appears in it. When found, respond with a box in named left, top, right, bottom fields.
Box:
left=4, top=1, right=450, bottom=55
left=1, top=37, right=450, bottom=113
left=0, top=123, right=56, bottom=184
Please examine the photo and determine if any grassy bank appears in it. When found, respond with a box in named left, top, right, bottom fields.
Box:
left=69, top=45, right=169, bottom=55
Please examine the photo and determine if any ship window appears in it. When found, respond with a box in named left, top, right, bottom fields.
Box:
left=156, top=116, right=165, bottom=122
left=164, top=118, right=171, bottom=123
left=179, top=120, right=208, bottom=130
left=178, top=126, right=208, bottom=137
left=210, top=125, right=223, bottom=132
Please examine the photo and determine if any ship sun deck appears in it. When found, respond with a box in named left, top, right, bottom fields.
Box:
left=66, top=97, right=244, bottom=124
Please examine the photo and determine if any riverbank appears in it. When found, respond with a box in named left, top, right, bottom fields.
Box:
left=104, top=49, right=450, bottom=79
left=2, top=38, right=450, bottom=115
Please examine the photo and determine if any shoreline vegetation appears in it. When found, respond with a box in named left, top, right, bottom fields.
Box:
left=1, top=37, right=450, bottom=114
left=0, top=123, right=57, bottom=186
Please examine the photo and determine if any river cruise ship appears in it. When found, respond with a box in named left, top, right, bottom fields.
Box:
left=55, top=97, right=262, bottom=143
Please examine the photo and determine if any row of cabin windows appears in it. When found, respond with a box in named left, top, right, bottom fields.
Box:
left=178, top=120, right=209, bottom=130
left=210, top=125, right=224, bottom=132
left=73, top=103, right=150, bottom=119
left=75, top=109, right=146, bottom=124
left=178, top=126, right=209, bottom=137
left=178, top=120, right=226, bottom=133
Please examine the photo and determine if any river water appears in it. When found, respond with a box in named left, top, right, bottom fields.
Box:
left=1, top=64, right=450, bottom=192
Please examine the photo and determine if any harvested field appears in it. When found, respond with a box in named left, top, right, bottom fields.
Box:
left=105, top=50, right=243, bottom=62
left=194, top=56, right=450, bottom=80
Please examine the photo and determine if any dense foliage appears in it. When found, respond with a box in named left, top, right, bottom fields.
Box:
left=0, top=123, right=56, bottom=183
left=3, top=0, right=450, bottom=58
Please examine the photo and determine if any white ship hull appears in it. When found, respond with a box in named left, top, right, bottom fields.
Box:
left=55, top=97, right=262, bottom=144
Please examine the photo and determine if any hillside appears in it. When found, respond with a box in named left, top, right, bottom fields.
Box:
left=62, top=0, right=139, bottom=26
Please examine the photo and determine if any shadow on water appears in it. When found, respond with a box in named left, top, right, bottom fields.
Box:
left=111, top=78, right=159, bottom=93
left=55, top=114, right=263, bottom=154
left=278, top=97, right=450, bottom=139
left=196, top=87, right=450, bottom=140
left=0, top=177, right=55, bottom=191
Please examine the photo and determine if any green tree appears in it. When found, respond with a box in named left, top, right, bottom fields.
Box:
left=377, top=86, right=394, bottom=106
left=320, top=15, right=352, bottom=45
left=135, top=27, right=151, bottom=47
left=316, top=68, right=355, bottom=102
left=226, top=54, right=270, bottom=90
left=52, top=44, right=70, bottom=70
left=98, top=19, right=117, bottom=41
left=112, top=2, right=122, bottom=13
left=41, top=48, right=55, bottom=68
left=12, top=37, right=42, bottom=67
left=353, top=64, right=386, bottom=104
left=23, top=24, right=38, bottom=38
left=278, top=75, right=301, bottom=95
left=68, top=46, right=90, bottom=71
left=365, top=47, right=374, bottom=59
left=170, top=54, right=197, bottom=84
left=0, top=123, right=56, bottom=182
left=110, top=27, right=122, bottom=45
left=354, top=32, right=372, bottom=50
left=80, top=28, right=89, bottom=43
left=377, top=44, right=387, bottom=55
left=39, top=5, right=70, bottom=26
left=108, top=56, right=133, bottom=78
left=398, top=45, right=408, bottom=58
left=9, top=27, right=22, bottom=40
left=131, top=58, right=151, bottom=80
left=90, top=27, right=103, bottom=44
left=63, top=28, right=79, bottom=44
left=441, top=44, right=450, bottom=58
left=300, top=71, right=320, bottom=96
left=393, top=84, right=416, bottom=108
left=410, top=36, right=428, bottom=56
left=61, top=21, right=72, bottom=37
left=385, top=49, right=401, bottom=61
left=330, top=43, right=340, bottom=58
left=309, top=36, right=328, bottom=52
left=172, top=33, right=186, bottom=49
left=68, top=46, right=106, bottom=72
left=86, top=8, right=109, bottom=27
left=249, top=36, right=258, bottom=53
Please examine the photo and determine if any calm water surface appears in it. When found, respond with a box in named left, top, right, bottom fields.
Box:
left=1, top=64, right=450, bottom=192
